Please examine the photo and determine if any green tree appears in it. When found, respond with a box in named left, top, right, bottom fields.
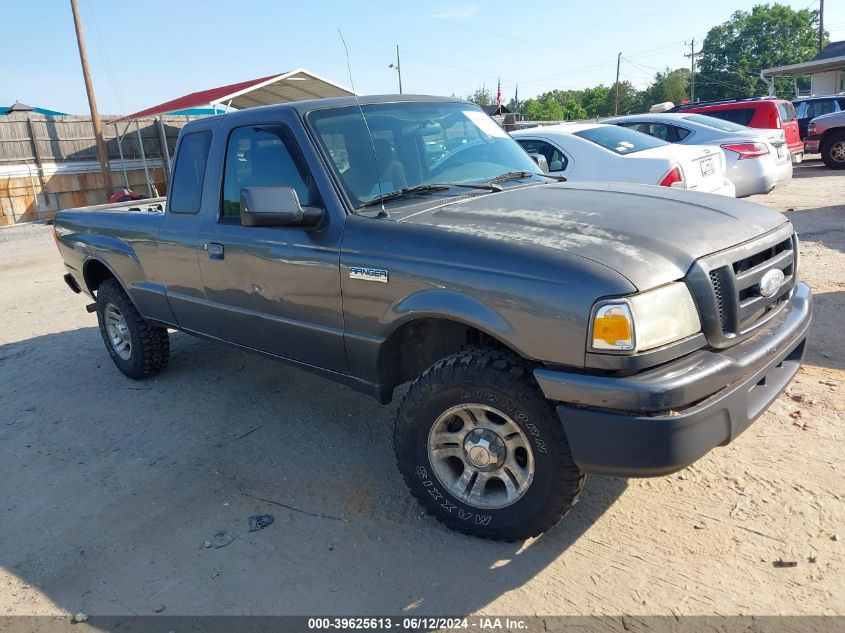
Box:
left=642, top=68, right=690, bottom=108
left=467, top=85, right=493, bottom=107
left=605, top=81, right=646, bottom=115
left=582, top=85, right=613, bottom=118
left=697, top=3, right=826, bottom=100
left=521, top=90, right=588, bottom=121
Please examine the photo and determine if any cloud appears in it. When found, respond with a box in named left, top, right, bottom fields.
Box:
left=430, top=3, right=479, bottom=19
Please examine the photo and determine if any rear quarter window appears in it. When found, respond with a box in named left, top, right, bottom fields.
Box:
left=169, top=131, right=211, bottom=214
left=777, top=102, right=796, bottom=122
left=698, top=108, right=755, bottom=126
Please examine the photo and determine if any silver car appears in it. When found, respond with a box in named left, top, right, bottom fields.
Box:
left=602, top=112, right=793, bottom=197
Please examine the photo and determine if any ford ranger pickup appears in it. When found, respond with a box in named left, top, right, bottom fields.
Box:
left=54, top=95, right=812, bottom=540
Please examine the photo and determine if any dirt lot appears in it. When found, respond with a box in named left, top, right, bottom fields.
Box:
left=1, top=161, right=843, bottom=620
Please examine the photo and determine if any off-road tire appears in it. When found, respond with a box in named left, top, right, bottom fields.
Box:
left=96, top=278, right=170, bottom=379
left=394, top=349, right=585, bottom=541
left=821, top=131, right=845, bottom=169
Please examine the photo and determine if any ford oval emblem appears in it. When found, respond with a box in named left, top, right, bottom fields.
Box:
left=759, top=269, right=785, bottom=297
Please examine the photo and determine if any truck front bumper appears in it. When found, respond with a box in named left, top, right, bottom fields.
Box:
left=534, top=282, right=812, bottom=477
left=804, top=135, right=821, bottom=154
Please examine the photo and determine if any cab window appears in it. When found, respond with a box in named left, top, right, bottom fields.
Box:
left=221, top=125, right=313, bottom=222
left=169, top=131, right=211, bottom=214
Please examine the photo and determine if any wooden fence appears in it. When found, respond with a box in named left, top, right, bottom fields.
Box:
left=0, top=113, right=195, bottom=225
left=0, top=112, right=192, bottom=164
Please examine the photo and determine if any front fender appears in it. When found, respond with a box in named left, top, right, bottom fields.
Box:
left=388, top=289, right=516, bottom=345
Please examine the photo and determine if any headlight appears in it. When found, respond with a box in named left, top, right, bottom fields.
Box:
left=808, top=123, right=816, bottom=134
left=590, top=282, right=701, bottom=353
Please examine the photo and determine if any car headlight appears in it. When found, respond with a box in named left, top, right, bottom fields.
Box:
left=808, top=123, right=816, bottom=134
left=590, top=282, right=701, bottom=353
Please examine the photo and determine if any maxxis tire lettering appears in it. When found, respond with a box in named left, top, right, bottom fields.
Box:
left=395, top=348, right=585, bottom=541
left=416, top=465, right=492, bottom=525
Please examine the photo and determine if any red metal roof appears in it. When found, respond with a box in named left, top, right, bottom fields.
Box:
left=113, top=74, right=279, bottom=122
left=112, top=69, right=353, bottom=123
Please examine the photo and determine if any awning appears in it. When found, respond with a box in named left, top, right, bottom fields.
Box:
left=761, top=56, right=845, bottom=77
left=112, top=68, right=354, bottom=123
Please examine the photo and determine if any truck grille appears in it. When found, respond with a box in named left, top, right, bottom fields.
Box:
left=688, top=225, right=796, bottom=348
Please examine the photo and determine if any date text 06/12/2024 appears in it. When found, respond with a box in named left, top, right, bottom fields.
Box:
left=307, top=617, right=529, bottom=630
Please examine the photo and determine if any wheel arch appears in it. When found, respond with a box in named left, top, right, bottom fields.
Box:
left=376, top=311, right=527, bottom=403
left=821, top=126, right=845, bottom=146
left=82, top=257, right=124, bottom=296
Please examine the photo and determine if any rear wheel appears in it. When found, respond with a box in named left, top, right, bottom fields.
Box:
left=96, top=278, right=170, bottom=379
left=821, top=131, right=845, bottom=169
left=394, top=349, right=584, bottom=541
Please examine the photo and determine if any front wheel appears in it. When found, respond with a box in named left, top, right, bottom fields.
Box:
left=394, top=349, right=584, bottom=541
left=821, top=131, right=845, bottom=169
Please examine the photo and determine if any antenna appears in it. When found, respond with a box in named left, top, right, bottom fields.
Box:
left=338, top=29, right=388, bottom=219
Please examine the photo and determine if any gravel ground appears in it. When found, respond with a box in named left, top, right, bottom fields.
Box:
left=0, top=160, right=842, bottom=619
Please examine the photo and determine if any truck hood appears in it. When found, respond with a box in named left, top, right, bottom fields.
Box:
left=396, top=181, right=789, bottom=290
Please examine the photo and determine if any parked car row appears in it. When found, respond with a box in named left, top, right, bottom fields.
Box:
left=667, top=97, right=804, bottom=163
left=512, top=122, right=736, bottom=196
left=602, top=113, right=793, bottom=197
left=657, top=93, right=844, bottom=169
left=791, top=94, right=845, bottom=169
left=792, top=94, right=845, bottom=140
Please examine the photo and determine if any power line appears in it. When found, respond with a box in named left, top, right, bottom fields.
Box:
left=695, top=73, right=756, bottom=94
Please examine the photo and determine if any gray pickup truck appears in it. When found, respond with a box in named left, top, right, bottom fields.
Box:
left=54, top=95, right=812, bottom=540
left=805, top=110, right=845, bottom=168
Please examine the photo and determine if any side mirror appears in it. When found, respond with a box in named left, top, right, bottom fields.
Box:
left=240, top=187, right=323, bottom=228
left=530, top=153, right=550, bottom=174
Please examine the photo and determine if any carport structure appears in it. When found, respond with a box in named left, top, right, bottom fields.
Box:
left=109, top=69, right=354, bottom=194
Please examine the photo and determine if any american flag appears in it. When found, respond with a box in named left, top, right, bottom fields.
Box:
left=496, top=77, right=502, bottom=108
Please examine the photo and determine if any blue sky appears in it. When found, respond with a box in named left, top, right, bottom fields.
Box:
left=3, top=0, right=844, bottom=115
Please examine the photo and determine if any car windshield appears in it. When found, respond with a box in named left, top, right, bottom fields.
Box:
left=683, top=113, right=749, bottom=132
left=308, top=102, right=542, bottom=208
left=572, top=125, right=668, bottom=155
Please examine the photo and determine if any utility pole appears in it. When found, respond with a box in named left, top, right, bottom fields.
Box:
left=389, top=45, right=403, bottom=94
left=685, top=39, right=703, bottom=103
left=614, top=52, right=621, bottom=115
left=70, top=0, right=113, bottom=196
left=819, top=0, right=825, bottom=52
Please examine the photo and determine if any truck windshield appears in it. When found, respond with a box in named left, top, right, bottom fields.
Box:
left=308, top=102, right=542, bottom=208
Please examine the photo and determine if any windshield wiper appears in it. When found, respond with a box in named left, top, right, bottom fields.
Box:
left=360, top=182, right=502, bottom=208
left=489, top=171, right=567, bottom=184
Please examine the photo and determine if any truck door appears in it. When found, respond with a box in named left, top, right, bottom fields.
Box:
left=194, top=120, right=347, bottom=373
left=157, top=129, right=213, bottom=330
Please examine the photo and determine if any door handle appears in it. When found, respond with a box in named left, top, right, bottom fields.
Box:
left=205, top=242, right=224, bottom=260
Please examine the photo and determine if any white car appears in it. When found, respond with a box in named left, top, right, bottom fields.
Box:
left=601, top=113, right=792, bottom=197
left=512, top=123, right=736, bottom=197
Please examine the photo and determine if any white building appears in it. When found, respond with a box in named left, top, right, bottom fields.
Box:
left=762, top=41, right=845, bottom=96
